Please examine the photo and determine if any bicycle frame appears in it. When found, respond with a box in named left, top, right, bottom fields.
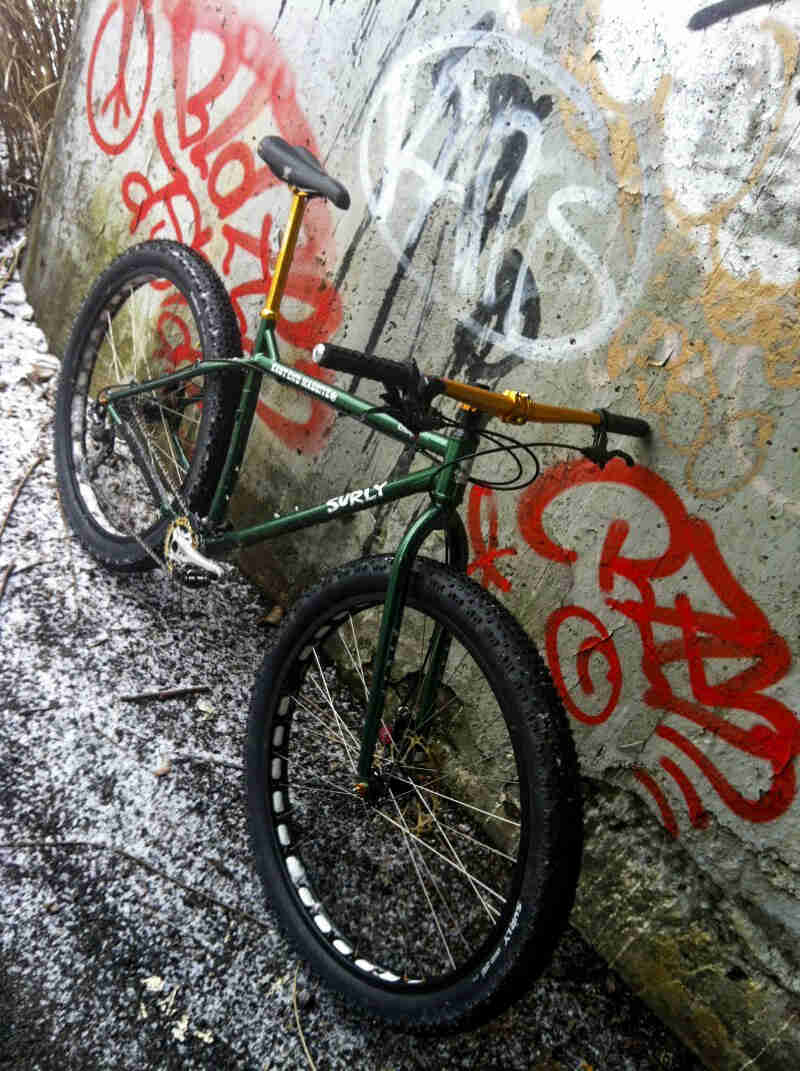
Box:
left=102, top=307, right=479, bottom=787
left=98, top=183, right=637, bottom=787
left=101, top=322, right=475, bottom=554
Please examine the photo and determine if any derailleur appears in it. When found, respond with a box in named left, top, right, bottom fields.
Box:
left=164, top=516, right=230, bottom=587
left=86, top=401, right=116, bottom=475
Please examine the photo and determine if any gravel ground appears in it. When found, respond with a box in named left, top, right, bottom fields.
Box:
left=0, top=230, right=704, bottom=1071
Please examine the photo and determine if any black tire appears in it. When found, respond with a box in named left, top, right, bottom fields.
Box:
left=246, top=555, right=582, bottom=1031
left=54, top=240, right=242, bottom=571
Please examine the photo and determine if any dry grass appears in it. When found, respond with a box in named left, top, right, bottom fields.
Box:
left=0, top=0, right=76, bottom=226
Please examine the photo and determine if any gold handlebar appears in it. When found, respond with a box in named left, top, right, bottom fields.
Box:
left=439, top=380, right=602, bottom=428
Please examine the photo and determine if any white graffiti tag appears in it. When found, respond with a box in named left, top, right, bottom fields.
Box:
left=360, top=28, right=660, bottom=363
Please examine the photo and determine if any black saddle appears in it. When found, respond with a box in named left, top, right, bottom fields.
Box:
left=257, top=136, right=350, bottom=210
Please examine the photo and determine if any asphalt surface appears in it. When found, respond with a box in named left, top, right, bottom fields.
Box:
left=0, top=231, right=704, bottom=1071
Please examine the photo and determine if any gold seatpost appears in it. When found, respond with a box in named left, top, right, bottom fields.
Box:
left=260, top=189, right=308, bottom=324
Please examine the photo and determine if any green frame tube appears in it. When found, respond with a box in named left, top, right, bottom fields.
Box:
left=102, top=322, right=459, bottom=555
left=355, top=501, right=450, bottom=782
left=355, top=431, right=475, bottom=783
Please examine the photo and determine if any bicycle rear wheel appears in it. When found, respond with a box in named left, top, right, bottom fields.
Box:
left=246, top=555, right=582, bottom=1031
left=54, top=240, right=241, bottom=571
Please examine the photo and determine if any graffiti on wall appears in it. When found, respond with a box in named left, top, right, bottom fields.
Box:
left=466, top=463, right=800, bottom=837
left=353, top=7, right=798, bottom=515
left=358, top=15, right=659, bottom=373
left=85, top=0, right=342, bottom=454
left=587, top=8, right=799, bottom=509
left=352, top=8, right=798, bottom=839
left=82, top=1, right=798, bottom=833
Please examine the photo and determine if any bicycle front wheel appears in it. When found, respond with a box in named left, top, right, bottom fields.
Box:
left=246, top=556, right=582, bottom=1031
left=54, top=240, right=241, bottom=571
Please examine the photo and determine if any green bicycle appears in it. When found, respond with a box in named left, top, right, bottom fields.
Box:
left=53, top=136, right=650, bottom=1031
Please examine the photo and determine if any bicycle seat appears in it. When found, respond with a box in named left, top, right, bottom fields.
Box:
left=257, top=136, right=350, bottom=210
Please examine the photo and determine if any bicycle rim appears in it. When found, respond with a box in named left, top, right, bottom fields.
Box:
left=70, top=272, right=212, bottom=544
left=257, top=581, right=528, bottom=990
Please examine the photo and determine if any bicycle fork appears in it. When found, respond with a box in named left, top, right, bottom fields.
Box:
left=355, top=412, right=482, bottom=791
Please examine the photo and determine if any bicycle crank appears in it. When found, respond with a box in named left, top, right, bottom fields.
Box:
left=164, top=517, right=228, bottom=586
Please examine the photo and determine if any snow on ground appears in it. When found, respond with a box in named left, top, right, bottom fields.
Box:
left=0, top=230, right=702, bottom=1070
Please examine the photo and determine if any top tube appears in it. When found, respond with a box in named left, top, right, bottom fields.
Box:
left=255, top=326, right=453, bottom=458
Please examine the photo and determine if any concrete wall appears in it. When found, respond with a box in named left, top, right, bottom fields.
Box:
left=26, top=1, right=800, bottom=1066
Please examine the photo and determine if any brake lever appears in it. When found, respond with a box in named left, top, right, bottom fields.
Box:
left=579, top=425, right=635, bottom=469
left=377, top=363, right=446, bottom=434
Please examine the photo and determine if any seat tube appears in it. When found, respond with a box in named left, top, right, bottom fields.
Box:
left=207, top=363, right=263, bottom=526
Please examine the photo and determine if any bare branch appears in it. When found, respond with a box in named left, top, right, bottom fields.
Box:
left=117, top=685, right=213, bottom=703
left=0, top=455, right=44, bottom=541
left=0, top=838, right=271, bottom=932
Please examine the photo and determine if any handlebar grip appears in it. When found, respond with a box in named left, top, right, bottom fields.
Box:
left=313, top=342, right=414, bottom=392
left=596, top=408, right=651, bottom=438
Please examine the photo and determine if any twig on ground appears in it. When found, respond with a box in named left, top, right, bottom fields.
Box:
left=170, top=753, right=241, bottom=770
left=14, top=701, right=58, bottom=717
left=117, top=684, right=212, bottom=703
left=0, top=454, right=43, bottom=540
left=67, top=531, right=80, bottom=625
left=0, top=562, right=13, bottom=601
left=6, top=558, right=48, bottom=574
left=293, top=965, right=317, bottom=1071
left=0, top=838, right=271, bottom=931
left=0, top=559, right=50, bottom=601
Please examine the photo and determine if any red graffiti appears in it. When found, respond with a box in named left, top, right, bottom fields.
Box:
left=512, top=458, right=799, bottom=834
left=87, top=0, right=155, bottom=155
left=466, top=485, right=517, bottom=591
left=153, top=293, right=202, bottom=368
left=464, top=460, right=798, bottom=835
left=545, top=606, right=622, bottom=725
left=86, top=0, right=342, bottom=455
left=121, top=109, right=212, bottom=250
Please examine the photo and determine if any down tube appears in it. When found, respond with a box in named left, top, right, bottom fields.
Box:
left=206, top=463, right=442, bottom=553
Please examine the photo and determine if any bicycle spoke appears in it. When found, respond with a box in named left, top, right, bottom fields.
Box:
left=388, top=787, right=456, bottom=971
left=410, top=779, right=496, bottom=921
left=435, top=818, right=517, bottom=863
left=105, top=310, right=124, bottom=383
left=391, top=777, right=520, bottom=828
left=286, top=776, right=357, bottom=800
left=375, top=803, right=506, bottom=908
left=156, top=415, right=186, bottom=486
left=308, top=650, right=359, bottom=770
left=339, top=615, right=370, bottom=704
left=290, top=719, right=357, bottom=753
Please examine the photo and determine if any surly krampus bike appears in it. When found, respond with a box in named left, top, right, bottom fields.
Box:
left=54, top=137, right=650, bottom=1032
